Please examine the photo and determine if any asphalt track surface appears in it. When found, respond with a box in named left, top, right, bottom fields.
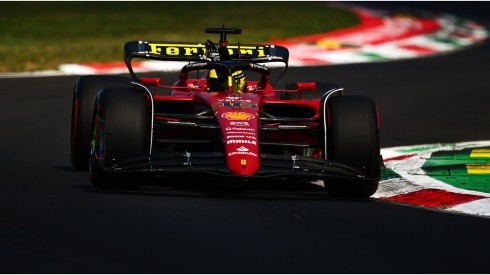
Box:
left=1, top=2, right=490, bottom=274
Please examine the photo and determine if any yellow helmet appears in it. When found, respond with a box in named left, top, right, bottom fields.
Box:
left=208, top=69, right=226, bottom=91
left=208, top=69, right=245, bottom=94
left=208, top=69, right=219, bottom=79
left=231, top=70, right=245, bottom=94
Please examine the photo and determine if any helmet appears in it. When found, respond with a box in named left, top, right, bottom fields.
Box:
left=208, top=69, right=227, bottom=91
left=208, top=69, right=245, bottom=94
left=231, top=70, right=246, bottom=94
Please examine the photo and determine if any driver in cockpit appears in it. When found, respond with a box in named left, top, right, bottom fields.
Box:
left=203, top=40, right=245, bottom=94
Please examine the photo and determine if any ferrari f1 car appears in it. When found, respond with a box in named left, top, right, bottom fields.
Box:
left=70, top=26, right=382, bottom=198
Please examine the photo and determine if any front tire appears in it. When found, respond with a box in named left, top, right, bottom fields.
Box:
left=323, top=95, right=381, bottom=198
left=89, top=87, right=151, bottom=190
left=70, top=75, right=132, bottom=170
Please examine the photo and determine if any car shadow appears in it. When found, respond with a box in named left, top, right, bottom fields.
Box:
left=75, top=176, right=374, bottom=202
left=55, top=165, right=372, bottom=202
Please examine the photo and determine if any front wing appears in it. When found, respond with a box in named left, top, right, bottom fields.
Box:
left=99, top=151, right=379, bottom=183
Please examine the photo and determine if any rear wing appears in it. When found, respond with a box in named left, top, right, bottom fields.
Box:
left=124, top=41, right=287, bottom=72
left=125, top=40, right=288, bottom=62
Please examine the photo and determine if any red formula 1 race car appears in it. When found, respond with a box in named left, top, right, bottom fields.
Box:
left=70, top=26, right=382, bottom=198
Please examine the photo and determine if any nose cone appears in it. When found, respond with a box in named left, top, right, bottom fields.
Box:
left=211, top=93, right=262, bottom=177
left=226, top=141, right=259, bottom=175
left=219, top=110, right=260, bottom=176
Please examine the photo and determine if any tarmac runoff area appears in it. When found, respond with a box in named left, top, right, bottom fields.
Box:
left=2, top=4, right=489, bottom=218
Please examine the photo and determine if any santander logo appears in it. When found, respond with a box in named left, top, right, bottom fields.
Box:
left=236, top=146, right=249, bottom=152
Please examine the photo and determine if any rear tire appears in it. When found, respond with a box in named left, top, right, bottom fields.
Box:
left=323, top=95, right=381, bottom=198
left=70, top=75, right=132, bottom=170
left=89, top=87, right=151, bottom=190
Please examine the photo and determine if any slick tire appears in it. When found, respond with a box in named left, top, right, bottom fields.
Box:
left=281, top=82, right=341, bottom=100
left=323, top=95, right=381, bottom=198
left=89, top=87, right=151, bottom=190
left=70, top=75, right=132, bottom=171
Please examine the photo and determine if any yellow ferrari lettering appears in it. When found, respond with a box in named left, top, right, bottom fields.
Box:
left=241, top=49, right=254, bottom=55
left=148, top=43, right=205, bottom=56
left=256, top=47, right=265, bottom=57
left=166, top=47, right=179, bottom=55
left=149, top=43, right=163, bottom=54
left=227, top=46, right=266, bottom=57
left=147, top=43, right=267, bottom=57
left=185, top=47, right=199, bottom=55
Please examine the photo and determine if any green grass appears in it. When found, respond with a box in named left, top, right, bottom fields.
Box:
left=0, top=1, right=359, bottom=72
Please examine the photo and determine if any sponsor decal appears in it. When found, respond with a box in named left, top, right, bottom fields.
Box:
left=166, top=121, right=196, bottom=126
left=185, top=62, right=208, bottom=68
left=222, top=112, right=254, bottom=120
left=249, top=63, right=267, bottom=70
left=225, top=131, right=257, bottom=137
left=187, top=82, right=202, bottom=89
left=225, top=127, right=255, bottom=132
left=236, top=146, right=249, bottom=152
left=227, top=135, right=256, bottom=140
left=228, top=151, right=257, bottom=157
left=147, top=44, right=266, bottom=58
left=148, top=43, right=205, bottom=56
left=230, top=121, right=250, bottom=126
left=227, top=145, right=257, bottom=157
left=227, top=140, right=257, bottom=145
left=227, top=45, right=266, bottom=58
left=216, top=97, right=252, bottom=102
left=212, top=102, right=258, bottom=109
left=227, top=135, right=245, bottom=139
left=214, top=99, right=258, bottom=109
left=279, top=125, right=309, bottom=129
left=215, top=102, right=241, bottom=108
